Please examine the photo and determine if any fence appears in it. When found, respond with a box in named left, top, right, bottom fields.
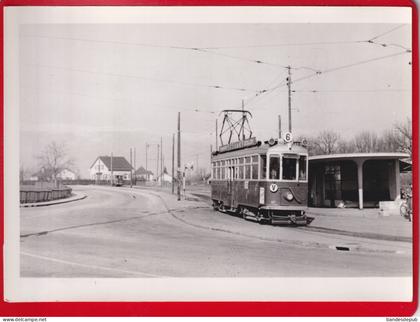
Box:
left=20, top=185, right=72, bottom=204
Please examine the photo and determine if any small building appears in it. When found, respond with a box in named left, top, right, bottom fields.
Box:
left=308, top=153, right=411, bottom=209
left=57, top=168, right=77, bottom=180
left=157, top=172, right=173, bottom=184
left=90, top=156, right=133, bottom=182
left=134, top=166, right=154, bottom=181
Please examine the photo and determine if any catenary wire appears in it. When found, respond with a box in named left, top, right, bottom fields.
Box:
left=25, top=63, right=263, bottom=93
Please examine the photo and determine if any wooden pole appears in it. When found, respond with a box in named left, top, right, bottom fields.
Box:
left=177, top=112, right=181, bottom=201
left=172, top=133, right=175, bottom=194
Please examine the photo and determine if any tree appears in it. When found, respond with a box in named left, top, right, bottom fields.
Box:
left=312, top=130, right=341, bottom=155
left=19, top=164, right=28, bottom=183
left=377, top=130, right=401, bottom=152
left=352, top=131, right=379, bottom=153
left=37, top=141, right=74, bottom=187
left=336, top=139, right=353, bottom=154
left=394, top=118, right=412, bottom=156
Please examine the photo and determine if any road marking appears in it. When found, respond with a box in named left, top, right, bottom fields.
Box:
left=21, top=251, right=170, bottom=278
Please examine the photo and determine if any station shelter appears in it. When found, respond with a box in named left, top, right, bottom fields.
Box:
left=308, top=153, right=411, bottom=209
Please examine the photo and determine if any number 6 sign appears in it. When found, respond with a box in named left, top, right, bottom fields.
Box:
left=284, top=131, right=293, bottom=143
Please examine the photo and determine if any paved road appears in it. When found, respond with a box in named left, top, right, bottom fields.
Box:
left=20, top=186, right=412, bottom=277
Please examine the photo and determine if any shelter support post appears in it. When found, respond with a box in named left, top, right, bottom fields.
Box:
left=355, top=159, right=365, bottom=210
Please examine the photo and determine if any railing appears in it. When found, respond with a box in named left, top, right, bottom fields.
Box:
left=20, top=185, right=72, bottom=204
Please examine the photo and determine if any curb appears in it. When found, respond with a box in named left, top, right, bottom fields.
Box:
left=189, top=191, right=412, bottom=244
left=20, top=193, right=87, bottom=208
left=136, top=188, right=409, bottom=255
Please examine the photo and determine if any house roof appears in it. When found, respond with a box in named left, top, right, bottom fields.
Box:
left=135, top=166, right=153, bottom=175
left=91, top=156, right=133, bottom=171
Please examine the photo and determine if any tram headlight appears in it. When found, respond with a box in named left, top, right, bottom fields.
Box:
left=285, top=192, right=294, bottom=201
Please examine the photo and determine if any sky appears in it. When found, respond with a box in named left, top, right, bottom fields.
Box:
left=19, top=21, right=412, bottom=178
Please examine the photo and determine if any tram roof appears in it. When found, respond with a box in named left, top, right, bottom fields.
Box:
left=211, top=141, right=308, bottom=161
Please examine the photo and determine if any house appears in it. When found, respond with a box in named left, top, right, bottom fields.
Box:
left=157, top=172, right=173, bottom=184
left=57, top=168, right=77, bottom=180
left=29, top=167, right=76, bottom=182
left=90, top=156, right=133, bottom=182
left=134, top=166, right=154, bottom=181
left=29, top=167, right=53, bottom=182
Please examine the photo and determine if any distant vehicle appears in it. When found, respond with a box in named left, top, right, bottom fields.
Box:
left=113, top=175, right=124, bottom=187
left=210, top=136, right=313, bottom=226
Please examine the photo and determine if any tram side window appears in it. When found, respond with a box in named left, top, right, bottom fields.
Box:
left=221, top=161, right=225, bottom=179
left=244, top=156, right=251, bottom=179
left=239, top=164, right=244, bottom=179
left=282, top=157, right=297, bottom=180
left=299, top=156, right=307, bottom=181
left=269, top=155, right=280, bottom=180
left=251, top=164, right=258, bottom=179
left=251, top=155, right=259, bottom=179
left=245, top=164, right=251, bottom=179
left=260, top=155, right=267, bottom=179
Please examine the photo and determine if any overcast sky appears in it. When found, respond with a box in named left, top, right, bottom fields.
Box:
left=19, top=22, right=412, bottom=177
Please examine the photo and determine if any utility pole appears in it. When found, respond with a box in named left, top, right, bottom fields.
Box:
left=241, top=99, right=245, bottom=140
left=287, top=65, right=292, bottom=133
left=172, top=133, right=175, bottom=194
left=130, top=148, right=133, bottom=188
left=177, top=112, right=181, bottom=201
left=160, top=137, right=163, bottom=187
left=195, top=154, right=199, bottom=174
left=210, top=144, right=213, bottom=177
left=146, top=143, right=149, bottom=182
left=215, top=119, right=218, bottom=151
left=157, top=144, right=159, bottom=184
left=134, top=147, right=136, bottom=186
left=110, top=152, right=113, bottom=186
left=278, top=115, right=282, bottom=139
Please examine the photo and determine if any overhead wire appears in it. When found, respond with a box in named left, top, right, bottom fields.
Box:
left=25, top=63, right=263, bottom=93
left=200, top=40, right=364, bottom=50
left=22, top=84, right=221, bottom=116
left=292, top=88, right=410, bottom=93
left=368, top=24, right=407, bottom=41
left=23, top=24, right=411, bottom=116
left=22, top=34, right=288, bottom=69
left=245, top=50, right=410, bottom=109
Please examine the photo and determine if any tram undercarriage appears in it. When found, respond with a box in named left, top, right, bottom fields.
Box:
left=212, top=201, right=314, bottom=226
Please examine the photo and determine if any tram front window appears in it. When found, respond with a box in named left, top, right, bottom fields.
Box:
left=269, top=155, right=280, bottom=180
left=282, top=156, right=297, bottom=180
left=299, top=155, right=307, bottom=181
left=261, top=155, right=267, bottom=179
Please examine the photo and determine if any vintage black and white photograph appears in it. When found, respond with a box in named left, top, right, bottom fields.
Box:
left=4, top=6, right=413, bottom=301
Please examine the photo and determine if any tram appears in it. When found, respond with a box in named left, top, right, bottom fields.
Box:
left=210, top=136, right=313, bottom=225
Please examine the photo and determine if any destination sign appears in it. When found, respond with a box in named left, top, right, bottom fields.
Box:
left=219, top=137, right=257, bottom=153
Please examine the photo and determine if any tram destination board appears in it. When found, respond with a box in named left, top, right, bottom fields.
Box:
left=218, top=137, right=258, bottom=153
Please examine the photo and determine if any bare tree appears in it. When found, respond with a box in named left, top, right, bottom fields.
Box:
left=19, top=164, right=28, bottom=184
left=352, top=131, right=380, bottom=153
left=378, top=129, right=401, bottom=152
left=394, top=118, right=412, bottom=156
left=312, top=130, right=341, bottom=155
left=336, top=139, right=353, bottom=154
left=37, top=141, right=74, bottom=187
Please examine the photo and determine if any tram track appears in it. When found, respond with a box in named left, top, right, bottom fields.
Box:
left=152, top=192, right=405, bottom=254
left=189, top=191, right=412, bottom=243
left=20, top=211, right=166, bottom=238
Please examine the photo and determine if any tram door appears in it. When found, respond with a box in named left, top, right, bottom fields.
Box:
left=227, top=164, right=234, bottom=207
